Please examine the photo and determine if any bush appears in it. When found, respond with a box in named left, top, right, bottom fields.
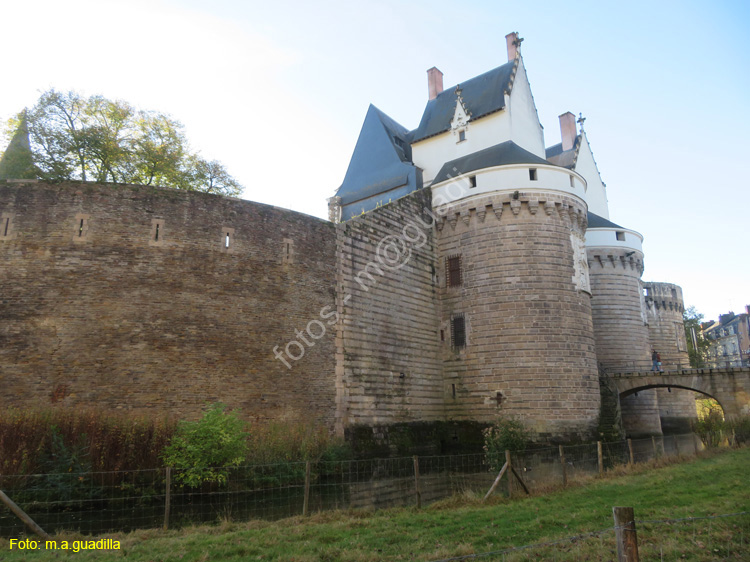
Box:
left=728, top=415, right=750, bottom=447
left=483, top=417, right=530, bottom=471
left=692, top=402, right=726, bottom=448
left=163, top=403, right=249, bottom=488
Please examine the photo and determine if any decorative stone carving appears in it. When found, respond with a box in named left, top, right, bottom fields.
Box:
left=571, top=232, right=591, bottom=294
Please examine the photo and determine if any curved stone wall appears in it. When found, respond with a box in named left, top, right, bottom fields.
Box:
left=0, top=180, right=337, bottom=426
left=436, top=189, right=600, bottom=440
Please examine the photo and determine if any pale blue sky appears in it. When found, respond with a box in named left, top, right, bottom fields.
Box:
left=2, top=0, right=748, bottom=321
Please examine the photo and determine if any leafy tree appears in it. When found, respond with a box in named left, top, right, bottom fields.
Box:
left=684, top=306, right=711, bottom=368
left=162, top=403, right=249, bottom=488
left=1, top=89, right=242, bottom=196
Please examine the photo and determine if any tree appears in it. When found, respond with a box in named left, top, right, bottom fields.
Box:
left=684, top=306, right=711, bottom=368
left=0, top=111, right=36, bottom=180
left=1, top=89, right=242, bottom=197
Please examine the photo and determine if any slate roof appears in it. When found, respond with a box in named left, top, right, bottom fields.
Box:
left=545, top=136, right=581, bottom=169
left=431, top=141, right=548, bottom=185
left=335, top=105, right=422, bottom=220
left=587, top=212, right=624, bottom=230
left=411, top=61, right=516, bottom=143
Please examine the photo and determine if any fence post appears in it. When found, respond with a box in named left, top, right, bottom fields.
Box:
left=303, top=461, right=311, bottom=516
left=559, top=445, right=567, bottom=487
left=597, top=441, right=604, bottom=475
left=0, top=489, right=51, bottom=540
left=613, top=506, right=640, bottom=562
left=163, top=467, right=171, bottom=531
left=506, top=450, right=513, bottom=498
left=413, top=455, right=421, bottom=509
left=651, top=436, right=658, bottom=458
left=627, top=439, right=634, bottom=465
left=693, top=433, right=700, bottom=455
left=673, top=434, right=679, bottom=456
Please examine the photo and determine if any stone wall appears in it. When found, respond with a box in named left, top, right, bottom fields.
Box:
left=644, top=282, right=689, bottom=368
left=435, top=190, right=600, bottom=440
left=620, top=391, right=663, bottom=437
left=587, top=248, right=651, bottom=371
left=0, top=180, right=337, bottom=426
left=334, top=188, right=444, bottom=431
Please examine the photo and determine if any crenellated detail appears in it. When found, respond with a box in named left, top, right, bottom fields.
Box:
left=587, top=248, right=645, bottom=276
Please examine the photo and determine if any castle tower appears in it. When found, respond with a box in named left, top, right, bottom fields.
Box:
left=409, top=35, right=600, bottom=440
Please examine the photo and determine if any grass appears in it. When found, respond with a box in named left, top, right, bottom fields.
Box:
left=1, top=448, right=748, bottom=561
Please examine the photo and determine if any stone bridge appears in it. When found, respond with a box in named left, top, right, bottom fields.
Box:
left=605, top=367, right=750, bottom=419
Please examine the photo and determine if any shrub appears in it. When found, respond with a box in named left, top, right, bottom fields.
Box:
left=483, top=417, right=530, bottom=471
left=692, top=402, right=726, bottom=448
left=162, top=403, right=249, bottom=488
left=727, top=415, right=750, bottom=447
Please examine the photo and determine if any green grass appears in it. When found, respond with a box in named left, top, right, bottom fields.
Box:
left=1, top=448, right=749, bottom=561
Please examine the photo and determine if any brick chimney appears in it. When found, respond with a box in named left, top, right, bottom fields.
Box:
left=506, top=32, right=520, bottom=62
left=559, top=112, right=577, bottom=151
left=427, top=67, right=443, bottom=100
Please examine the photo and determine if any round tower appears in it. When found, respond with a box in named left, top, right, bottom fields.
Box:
left=643, top=282, right=689, bottom=368
left=433, top=158, right=600, bottom=441
left=585, top=217, right=651, bottom=371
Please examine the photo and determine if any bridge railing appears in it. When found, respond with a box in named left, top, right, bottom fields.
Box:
left=598, top=359, right=692, bottom=374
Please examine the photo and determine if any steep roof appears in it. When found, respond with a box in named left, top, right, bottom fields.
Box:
left=545, top=135, right=581, bottom=169
left=335, top=105, right=422, bottom=220
left=431, top=140, right=548, bottom=185
left=411, top=61, right=516, bottom=143
left=0, top=112, right=36, bottom=180
left=587, top=212, right=624, bottom=230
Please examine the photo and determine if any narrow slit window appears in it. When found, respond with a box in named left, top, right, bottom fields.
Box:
left=3, top=217, right=9, bottom=237
left=155, top=223, right=160, bottom=241
left=469, top=175, right=476, bottom=188
left=149, top=219, right=164, bottom=247
left=529, top=168, right=538, bottom=181
left=225, top=233, right=230, bottom=248
left=79, top=219, right=84, bottom=237
left=282, top=238, right=294, bottom=264
left=452, top=384, right=456, bottom=399
left=440, top=329, right=445, bottom=342
left=73, top=214, right=90, bottom=243
left=451, top=314, right=466, bottom=349
left=458, top=130, right=466, bottom=142
left=446, top=255, right=462, bottom=287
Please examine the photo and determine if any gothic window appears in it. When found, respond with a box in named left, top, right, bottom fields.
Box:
left=451, top=314, right=466, bottom=349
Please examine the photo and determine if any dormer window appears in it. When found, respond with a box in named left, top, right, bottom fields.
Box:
left=616, top=231, right=625, bottom=241
left=458, top=129, right=466, bottom=142
left=529, top=168, right=537, bottom=181
left=469, top=175, right=476, bottom=188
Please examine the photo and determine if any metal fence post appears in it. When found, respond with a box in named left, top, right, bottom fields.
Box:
left=163, top=467, right=171, bottom=531
left=413, top=455, right=421, bottom=509
left=303, top=461, right=311, bottom=516
left=559, top=445, right=567, bottom=487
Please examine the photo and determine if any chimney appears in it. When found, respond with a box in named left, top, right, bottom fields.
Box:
left=427, top=67, right=443, bottom=100
left=559, top=112, right=577, bottom=151
left=506, top=32, right=519, bottom=62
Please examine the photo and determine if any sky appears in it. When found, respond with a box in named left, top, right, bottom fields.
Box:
left=1, top=0, right=748, bottom=322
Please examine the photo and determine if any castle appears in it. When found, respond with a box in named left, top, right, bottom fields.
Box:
left=0, top=33, right=695, bottom=450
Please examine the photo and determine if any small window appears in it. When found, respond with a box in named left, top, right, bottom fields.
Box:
left=451, top=314, right=466, bottom=349
left=446, top=255, right=462, bottom=287
left=616, top=231, right=625, bottom=241
left=458, top=130, right=466, bottom=142
left=1, top=214, right=13, bottom=240
left=529, top=168, right=537, bottom=181
left=469, top=175, right=476, bottom=188
left=73, top=213, right=91, bottom=243
left=451, top=384, right=456, bottom=399
left=149, top=219, right=165, bottom=247
left=569, top=175, right=575, bottom=187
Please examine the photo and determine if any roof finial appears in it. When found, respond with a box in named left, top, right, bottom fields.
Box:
left=577, top=113, right=586, bottom=132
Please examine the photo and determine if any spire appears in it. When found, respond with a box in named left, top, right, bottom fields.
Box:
left=0, top=111, right=36, bottom=180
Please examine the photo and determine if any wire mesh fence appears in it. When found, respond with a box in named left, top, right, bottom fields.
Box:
left=0, top=432, right=707, bottom=537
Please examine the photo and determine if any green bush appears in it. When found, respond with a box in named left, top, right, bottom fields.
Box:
left=162, top=403, right=249, bottom=488
left=483, top=417, right=530, bottom=471
left=692, top=403, right=726, bottom=448
left=728, top=415, right=750, bottom=447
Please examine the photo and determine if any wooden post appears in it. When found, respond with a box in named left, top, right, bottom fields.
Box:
left=413, top=455, right=421, bottom=509
left=651, top=436, right=658, bottom=458
left=613, top=506, right=640, bottom=562
left=506, top=450, right=513, bottom=498
left=672, top=434, right=679, bottom=456
left=483, top=461, right=509, bottom=501
left=627, top=439, right=634, bottom=465
left=597, top=441, right=604, bottom=475
left=163, top=467, right=171, bottom=531
left=693, top=433, right=700, bottom=455
left=0, top=489, right=51, bottom=540
left=510, top=466, right=530, bottom=495
left=559, top=445, right=567, bottom=487
left=302, top=461, right=311, bottom=516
